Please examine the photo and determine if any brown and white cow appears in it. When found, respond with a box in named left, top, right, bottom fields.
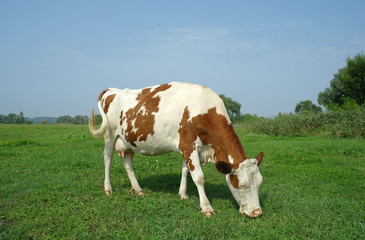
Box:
left=89, top=82, right=264, bottom=218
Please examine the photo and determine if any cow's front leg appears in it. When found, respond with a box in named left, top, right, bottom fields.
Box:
left=179, top=160, right=189, bottom=199
left=122, top=153, right=145, bottom=195
left=188, top=152, right=215, bottom=217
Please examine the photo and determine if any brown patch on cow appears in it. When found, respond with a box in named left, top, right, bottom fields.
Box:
left=120, top=110, right=124, bottom=133
left=98, top=89, right=109, bottom=102
left=178, top=106, right=248, bottom=172
left=120, top=84, right=172, bottom=147
left=230, top=174, right=239, bottom=189
left=103, top=94, right=116, bottom=114
left=178, top=107, right=196, bottom=171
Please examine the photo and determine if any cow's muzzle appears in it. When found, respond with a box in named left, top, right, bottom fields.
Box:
left=250, top=208, right=262, bottom=218
left=240, top=207, right=262, bottom=218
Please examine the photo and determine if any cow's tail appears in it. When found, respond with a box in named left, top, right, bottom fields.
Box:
left=89, top=101, right=108, bottom=139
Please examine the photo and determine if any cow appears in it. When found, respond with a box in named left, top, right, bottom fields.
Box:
left=89, top=82, right=264, bottom=218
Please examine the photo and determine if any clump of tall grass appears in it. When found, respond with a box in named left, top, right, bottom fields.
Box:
left=241, top=109, right=365, bottom=138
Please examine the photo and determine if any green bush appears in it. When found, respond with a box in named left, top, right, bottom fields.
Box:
left=241, top=109, right=365, bottom=138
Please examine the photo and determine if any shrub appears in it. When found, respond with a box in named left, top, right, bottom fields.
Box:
left=241, top=109, right=365, bottom=138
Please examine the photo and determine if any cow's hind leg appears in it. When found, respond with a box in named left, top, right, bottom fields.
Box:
left=122, top=153, right=145, bottom=195
left=179, top=160, right=189, bottom=199
left=103, top=141, right=114, bottom=195
left=188, top=151, right=214, bottom=217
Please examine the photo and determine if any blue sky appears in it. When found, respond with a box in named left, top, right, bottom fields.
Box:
left=1, top=1, right=364, bottom=118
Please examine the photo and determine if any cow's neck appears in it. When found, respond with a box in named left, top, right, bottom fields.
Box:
left=209, top=124, right=247, bottom=169
left=194, top=108, right=248, bottom=169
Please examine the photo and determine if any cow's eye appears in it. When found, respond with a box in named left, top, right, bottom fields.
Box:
left=240, top=184, right=247, bottom=189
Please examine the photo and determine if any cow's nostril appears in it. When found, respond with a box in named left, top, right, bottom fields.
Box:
left=251, top=209, right=262, bottom=218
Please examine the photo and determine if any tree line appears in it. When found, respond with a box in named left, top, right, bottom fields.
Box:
left=0, top=113, right=94, bottom=125
left=56, top=115, right=90, bottom=124
left=0, top=112, right=33, bottom=124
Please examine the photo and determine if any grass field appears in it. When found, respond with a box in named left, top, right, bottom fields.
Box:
left=0, top=124, right=364, bottom=239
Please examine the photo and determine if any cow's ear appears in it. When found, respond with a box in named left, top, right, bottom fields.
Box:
left=215, top=161, right=232, bottom=175
left=256, top=152, right=264, bottom=166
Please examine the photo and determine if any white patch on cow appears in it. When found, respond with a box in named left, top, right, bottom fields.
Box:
left=130, top=119, right=138, bottom=134
left=228, top=155, right=234, bottom=164
left=138, top=105, right=147, bottom=115
left=140, top=149, right=149, bottom=155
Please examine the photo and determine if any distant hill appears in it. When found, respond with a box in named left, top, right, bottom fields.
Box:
left=31, top=117, right=58, bottom=124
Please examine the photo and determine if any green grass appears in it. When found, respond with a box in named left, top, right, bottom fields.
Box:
left=1, top=124, right=364, bottom=239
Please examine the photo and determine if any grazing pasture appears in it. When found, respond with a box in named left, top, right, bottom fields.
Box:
left=0, top=124, right=364, bottom=239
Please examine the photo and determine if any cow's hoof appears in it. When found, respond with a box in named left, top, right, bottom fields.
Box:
left=105, top=190, right=113, bottom=195
left=103, top=184, right=112, bottom=195
left=201, top=206, right=215, bottom=217
left=179, top=193, right=189, bottom=200
left=137, top=191, right=146, bottom=196
left=202, top=211, right=215, bottom=217
left=130, top=188, right=146, bottom=195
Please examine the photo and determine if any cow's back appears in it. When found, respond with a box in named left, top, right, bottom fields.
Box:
left=158, top=82, right=229, bottom=120
left=100, top=82, right=230, bottom=155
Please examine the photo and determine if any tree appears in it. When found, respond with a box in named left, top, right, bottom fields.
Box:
left=25, top=119, right=33, bottom=124
left=219, top=94, right=243, bottom=122
left=318, top=52, right=365, bottom=110
left=15, top=112, right=25, bottom=124
left=56, top=115, right=74, bottom=124
left=94, top=114, right=102, bottom=125
left=73, top=115, right=88, bottom=124
left=6, top=113, right=17, bottom=124
left=0, top=112, right=29, bottom=124
left=295, top=100, right=322, bottom=114
left=41, top=119, right=48, bottom=124
left=0, top=115, right=5, bottom=123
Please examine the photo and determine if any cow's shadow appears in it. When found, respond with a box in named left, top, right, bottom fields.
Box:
left=118, top=172, right=269, bottom=213
left=133, top=173, right=236, bottom=207
left=138, top=173, right=268, bottom=208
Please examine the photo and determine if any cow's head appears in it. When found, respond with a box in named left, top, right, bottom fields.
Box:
left=216, top=152, right=264, bottom=218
